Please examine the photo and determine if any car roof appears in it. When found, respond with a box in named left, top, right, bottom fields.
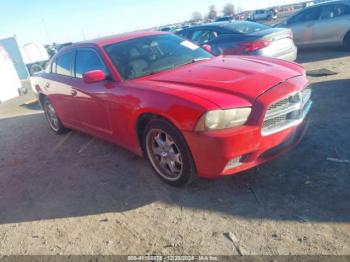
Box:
left=287, top=0, right=350, bottom=20
left=69, top=31, right=170, bottom=48
left=307, top=0, right=350, bottom=7
left=178, top=21, right=263, bottom=32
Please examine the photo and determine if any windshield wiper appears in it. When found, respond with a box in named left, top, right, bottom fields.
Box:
left=181, top=57, right=211, bottom=67
left=142, top=58, right=211, bottom=77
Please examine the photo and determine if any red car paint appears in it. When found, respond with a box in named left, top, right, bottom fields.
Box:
left=33, top=32, right=310, bottom=179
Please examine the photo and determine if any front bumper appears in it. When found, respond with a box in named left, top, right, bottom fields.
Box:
left=183, top=76, right=311, bottom=178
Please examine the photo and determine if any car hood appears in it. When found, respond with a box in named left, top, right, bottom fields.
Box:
left=139, top=56, right=304, bottom=108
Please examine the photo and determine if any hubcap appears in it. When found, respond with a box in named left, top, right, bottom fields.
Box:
left=146, top=129, right=183, bottom=181
left=45, top=101, right=59, bottom=131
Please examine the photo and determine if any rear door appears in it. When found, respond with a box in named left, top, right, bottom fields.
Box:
left=46, top=50, right=78, bottom=125
left=287, top=6, right=321, bottom=46
left=71, top=48, right=112, bottom=136
left=312, top=3, right=350, bottom=45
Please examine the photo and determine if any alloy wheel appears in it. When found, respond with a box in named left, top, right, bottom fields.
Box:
left=146, top=129, right=183, bottom=181
left=44, top=101, right=60, bottom=132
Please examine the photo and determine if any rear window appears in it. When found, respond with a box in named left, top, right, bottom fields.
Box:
left=224, top=21, right=270, bottom=34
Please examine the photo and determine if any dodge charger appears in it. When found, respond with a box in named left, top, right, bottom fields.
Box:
left=32, top=32, right=312, bottom=186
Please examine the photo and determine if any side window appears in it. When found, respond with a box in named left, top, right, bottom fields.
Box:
left=320, top=5, right=334, bottom=19
left=56, top=51, right=75, bottom=76
left=190, top=30, right=220, bottom=44
left=177, top=31, right=188, bottom=39
left=289, top=7, right=321, bottom=24
left=75, top=49, right=107, bottom=78
left=320, top=4, right=350, bottom=20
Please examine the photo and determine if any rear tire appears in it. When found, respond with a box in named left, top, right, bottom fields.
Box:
left=343, top=32, right=350, bottom=50
left=142, top=118, right=197, bottom=186
left=43, top=96, right=70, bottom=134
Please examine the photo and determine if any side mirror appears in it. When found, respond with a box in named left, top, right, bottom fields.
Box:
left=202, top=44, right=212, bottom=53
left=83, top=70, right=106, bottom=84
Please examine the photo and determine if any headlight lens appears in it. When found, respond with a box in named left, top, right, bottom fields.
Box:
left=195, top=108, right=251, bottom=131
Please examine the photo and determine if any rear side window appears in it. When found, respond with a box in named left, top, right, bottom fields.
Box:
left=75, top=49, right=107, bottom=78
left=190, top=30, right=220, bottom=44
left=320, top=4, right=350, bottom=19
left=56, top=51, right=75, bottom=76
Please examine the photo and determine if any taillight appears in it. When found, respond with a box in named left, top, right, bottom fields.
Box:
left=239, top=39, right=272, bottom=52
left=288, top=31, right=294, bottom=39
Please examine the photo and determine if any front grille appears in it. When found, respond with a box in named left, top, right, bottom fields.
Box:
left=262, top=87, right=312, bottom=136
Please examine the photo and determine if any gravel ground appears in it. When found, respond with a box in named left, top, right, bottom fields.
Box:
left=0, top=48, right=349, bottom=255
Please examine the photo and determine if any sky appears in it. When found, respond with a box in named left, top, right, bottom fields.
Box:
left=0, top=0, right=302, bottom=45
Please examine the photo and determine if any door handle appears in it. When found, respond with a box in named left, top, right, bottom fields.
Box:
left=71, top=89, right=77, bottom=96
left=45, top=82, right=50, bottom=88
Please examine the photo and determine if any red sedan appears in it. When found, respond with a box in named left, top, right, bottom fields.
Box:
left=32, top=32, right=312, bottom=186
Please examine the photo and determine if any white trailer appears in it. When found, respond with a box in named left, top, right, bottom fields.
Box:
left=0, top=45, right=21, bottom=103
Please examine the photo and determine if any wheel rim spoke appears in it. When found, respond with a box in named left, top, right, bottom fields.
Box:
left=146, top=129, right=183, bottom=181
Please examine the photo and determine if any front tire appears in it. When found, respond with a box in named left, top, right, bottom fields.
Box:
left=343, top=32, right=350, bottom=50
left=142, top=119, right=197, bottom=186
left=43, top=96, right=70, bottom=134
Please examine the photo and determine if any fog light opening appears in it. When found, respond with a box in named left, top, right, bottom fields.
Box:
left=224, top=156, right=243, bottom=170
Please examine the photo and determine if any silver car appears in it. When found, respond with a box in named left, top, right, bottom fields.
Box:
left=276, top=0, right=350, bottom=49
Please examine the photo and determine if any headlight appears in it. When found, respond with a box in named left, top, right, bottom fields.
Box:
left=195, top=108, right=251, bottom=131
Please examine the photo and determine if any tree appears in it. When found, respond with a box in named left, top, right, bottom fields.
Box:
left=191, top=11, right=203, bottom=22
left=208, top=5, right=217, bottom=20
left=223, top=3, right=235, bottom=16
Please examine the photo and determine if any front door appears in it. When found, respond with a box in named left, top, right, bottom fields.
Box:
left=71, top=48, right=112, bottom=136
left=312, top=3, right=350, bottom=46
left=288, top=6, right=321, bottom=46
left=46, top=50, right=78, bottom=126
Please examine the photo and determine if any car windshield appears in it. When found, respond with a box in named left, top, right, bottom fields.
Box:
left=104, top=34, right=213, bottom=80
left=224, top=21, right=270, bottom=34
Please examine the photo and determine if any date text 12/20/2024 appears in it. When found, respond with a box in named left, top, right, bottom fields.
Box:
left=127, top=255, right=219, bottom=261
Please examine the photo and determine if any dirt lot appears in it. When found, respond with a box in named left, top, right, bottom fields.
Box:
left=0, top=48, right=349, bottom=255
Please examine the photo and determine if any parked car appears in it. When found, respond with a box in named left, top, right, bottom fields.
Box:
left=176, top=21, right=297, bottom=61
left=275, top=0, right=350, bottom=48
left=0, top=45, right=21, bottom=102
left=253, top=9, right=276, bottom=21
left=21, top=42, right=50, bottom=75
left=0, top=36, right=30, bottom=81
left=32, top=32, right=312, bottom=186
left=215, top=16, right=234, bottom=22
left=159, top=26, right=174, bottom=32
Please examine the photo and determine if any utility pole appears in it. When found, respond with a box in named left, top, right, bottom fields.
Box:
left=41, top=18, right=52, bottom=44
left=81, top=27, right=87, bottom=40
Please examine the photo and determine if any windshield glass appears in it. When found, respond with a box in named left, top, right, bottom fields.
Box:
left=225, top=21, right=270, bottom=34
left=104, top=34, right=213, bottom=80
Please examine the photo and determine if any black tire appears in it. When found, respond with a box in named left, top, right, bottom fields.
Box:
left=42, top=96, right=70, bottom=134
left=343, top=32, right=350, bottom=50
left=29, top=64, right=44, bottom=75
left=142, top=118, right=197, bottom=186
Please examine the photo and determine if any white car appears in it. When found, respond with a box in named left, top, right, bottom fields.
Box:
left=0, top=46, right=21, bottom=102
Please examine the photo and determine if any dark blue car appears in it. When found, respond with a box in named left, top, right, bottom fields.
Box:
left=176, top=21, right=297, bottom=61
